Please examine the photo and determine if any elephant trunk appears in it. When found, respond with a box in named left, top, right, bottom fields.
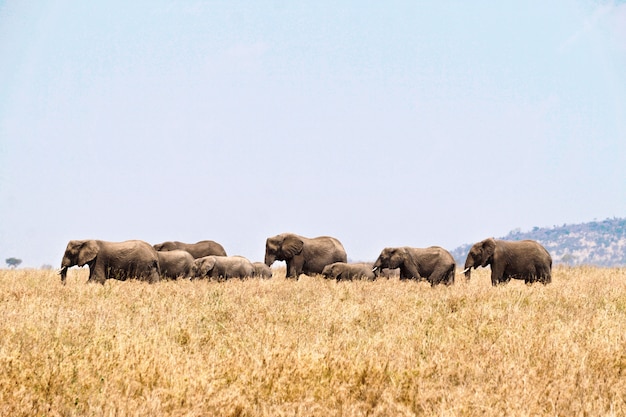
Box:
left=264, top=253, right=275, bottom=267
left=59, top=266, right=68, bottom=284
left=59, top=255, right=75, bottom=285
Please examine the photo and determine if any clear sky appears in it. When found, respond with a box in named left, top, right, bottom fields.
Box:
left=1, top=1, right=625, bottom=268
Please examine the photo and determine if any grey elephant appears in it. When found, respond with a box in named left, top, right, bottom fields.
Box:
left=463, top=238, right=552, bottom=285
left=153, top=240, right=227, bottom=258
left=252, top=262, right=272, bottom=279
left=157, top=250, right=194, bottom=279
left=59, top=239, right=160, bottom=284
left=264, top=233, right=348, bottom=278
left=372, top=246, right=456, bottom=286
left=321, top=262, right=375, bottom=281
left=192, top=255, right=255, bottom=280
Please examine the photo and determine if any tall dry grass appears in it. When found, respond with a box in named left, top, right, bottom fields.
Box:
left=0, top=266, right=625, bottom=416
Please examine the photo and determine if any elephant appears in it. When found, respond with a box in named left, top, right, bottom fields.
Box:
left=59, top=239, right=160, bottom=284
left=192, top=255, right=255, bottom=280
left=252, top=262, right=273, bottom=279
left=372, top=246, right=456, bottom=286
left=157, top=250, right=194, bottom=279
left=321, top=262, right=375, bottom=281
left=463, top=238, right=552, bottom=285
left=264, top=233, right=348, bottom=278
left=153, top=240, right=227, bottom=258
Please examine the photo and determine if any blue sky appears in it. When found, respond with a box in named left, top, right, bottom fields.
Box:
left=1, top=1, right=625, bottom=267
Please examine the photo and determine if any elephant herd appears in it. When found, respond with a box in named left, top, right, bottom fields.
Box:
left=59, top=233, right=553, bottom=286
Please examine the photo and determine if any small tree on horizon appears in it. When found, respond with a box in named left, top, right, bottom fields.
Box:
left=6, top=258, right=22, bottom=269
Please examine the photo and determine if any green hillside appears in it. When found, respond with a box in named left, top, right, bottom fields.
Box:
left=451, top=217, right=626, bottom=267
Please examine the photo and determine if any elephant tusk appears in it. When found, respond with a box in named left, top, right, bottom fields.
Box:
left=372, top=266, right=378, bottom=273
left=462, top=267, right=471, bottom=274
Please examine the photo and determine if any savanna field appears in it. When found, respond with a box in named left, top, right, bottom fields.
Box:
left=1, top=267, right=625, bottom=416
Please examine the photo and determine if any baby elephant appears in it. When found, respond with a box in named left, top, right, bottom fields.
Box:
left=252, top=262, right=273, bottom=279
left=321, top=262, right=376, bottom=281
left=157, top=250, right=194, bottom=279
left=192, top=256, right=255, bottom=280
left=373, top=246, right=456, bottom=286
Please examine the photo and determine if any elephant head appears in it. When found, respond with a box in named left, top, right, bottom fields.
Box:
left=463, top=238, right=496, bottom=280
left=191, top=256, right=217, bottom=278
left=321, top=264, right=334, bottom=278
left=59, top=240, right=99, bottom=283
left=373, top=247, right=416, bottom=273
left=264, top=234, right=304, bottom=266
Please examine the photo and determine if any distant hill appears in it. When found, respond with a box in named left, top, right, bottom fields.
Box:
left=451, top=217, right=626, bottom=267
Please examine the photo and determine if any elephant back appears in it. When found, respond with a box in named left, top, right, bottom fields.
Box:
left=307, top=236, right=347, bottom=261
left=154, top=240, right=227, bottom=258
left=185, top=240, right=227, bottom=258
left=302, top=236, right=348, bottom=274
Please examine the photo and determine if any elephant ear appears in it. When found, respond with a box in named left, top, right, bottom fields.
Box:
left=282, top=235, right=304, bottom=258
left=481, top=238, right=496, bottom=267
left=401, top=248, right=419, bottom=270
left=203, top=257, right=217, bottom=274
left=77, top=240, right=99, bottom=266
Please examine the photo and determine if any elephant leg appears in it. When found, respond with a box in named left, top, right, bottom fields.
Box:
left=286, top=262, right=298, bottom=278
left=434, top=265, right=455, bottom=286
left=400, top=264, right=420, bottom=281
left=497, top=270, right=512, bottom=285
left=490, top=273, right=499, bottom=286
left=490, top=265, right=505, bottom=286
left=148, top=267, right=161, bottom=283
left=444, top=266, right=455, bottom=285
left=427, top=272, right=439, bottom=286
left=89, top=264, right=106, bottom=284
left=288, top=258, right=305, bottom=278
left=538, top=265, right=551, bottom=284
left=87, top=268, right=96, bottom=283
left=543, top=272, right=552, bottom=284
left=429, top=265, right=450, bottom=286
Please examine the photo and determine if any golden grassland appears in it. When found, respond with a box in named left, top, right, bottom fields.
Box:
left=0, top=267, right=625, bottom=416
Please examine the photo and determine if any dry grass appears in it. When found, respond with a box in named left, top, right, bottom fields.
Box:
left=0, top=266, right=625, bottom=416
